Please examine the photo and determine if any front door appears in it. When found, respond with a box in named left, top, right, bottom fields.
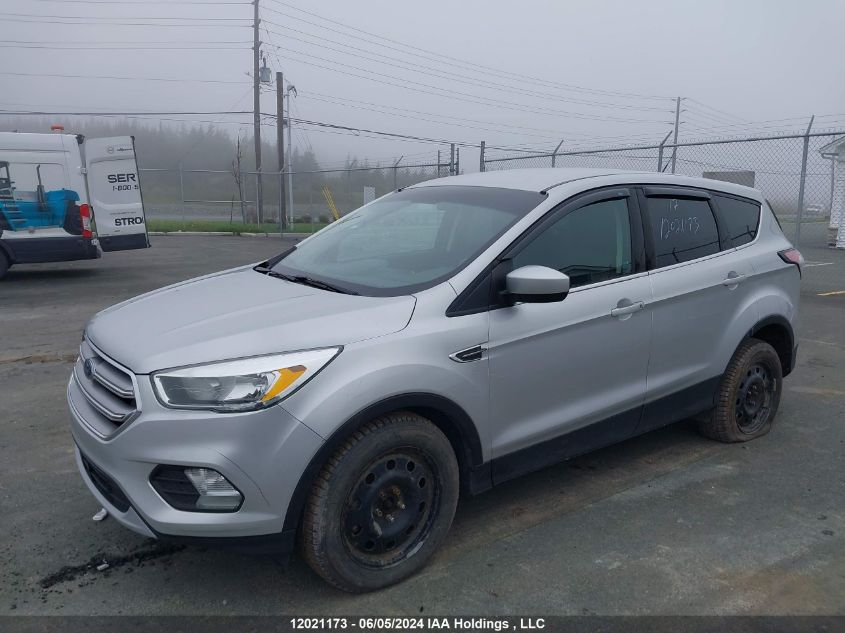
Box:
left=488, top=189, right=652, bottom=482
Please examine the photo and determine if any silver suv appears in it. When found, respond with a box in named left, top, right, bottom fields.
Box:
left=67, top=168, right=802, bottom=592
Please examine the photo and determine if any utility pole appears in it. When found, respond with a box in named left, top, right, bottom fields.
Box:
left=276, top=71, right=286, bottom=231
left=286, top=84, right=296, bottom=225
left=479, top=141, right=486, bottom=172
left=252, top=0, right=263, bottom=221
left=670, top=96, right=681, bottom=174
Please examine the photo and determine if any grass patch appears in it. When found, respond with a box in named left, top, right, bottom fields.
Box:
left=147, top=219, right=328, bottom=234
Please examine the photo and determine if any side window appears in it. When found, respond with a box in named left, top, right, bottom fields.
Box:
left=714, top=194, right=761, bottom=247
left=7, top=162, right=67, bottom=196
left=513, top=198, right=632, bottom=288
left=645, top=197, right=720, bottom=268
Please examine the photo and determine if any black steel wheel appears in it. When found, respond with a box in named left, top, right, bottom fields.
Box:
left=734, top=362, right=776, bottom=435
left=341, top=450, right=438, bottom=568
left=300, top=411, right=459, bottom=592
left=699, top=338, right=783, bottom=443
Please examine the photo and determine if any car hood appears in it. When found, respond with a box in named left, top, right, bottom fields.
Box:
left=86, top=266, right=416, bottom=374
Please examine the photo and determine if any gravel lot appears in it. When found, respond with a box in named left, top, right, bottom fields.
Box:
left=1, top=235, right=843, bottom=615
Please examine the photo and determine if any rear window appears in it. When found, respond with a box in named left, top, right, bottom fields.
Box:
left=645, top=197, right=720, bottom=268
left=714, top=194, right=761, bottom=247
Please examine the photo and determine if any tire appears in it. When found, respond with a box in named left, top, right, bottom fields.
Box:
left=698, top=339, right=783, bottom=443
left=300, top=411, right=459, bottom=592
left=0, top=251, right=9, bottom=280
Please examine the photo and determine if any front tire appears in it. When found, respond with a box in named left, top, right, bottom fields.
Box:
left=300, top=411, right=459, bottom=592
left=698, top=339, right=783, bottom=443
left=0, top=251, right=10, bottom=280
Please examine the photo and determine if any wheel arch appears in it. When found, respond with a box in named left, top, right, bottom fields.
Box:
left=0, top=240, right=13, bottom=265
left=282, top=393, right=488, bottom=535
left=746, top=315, right=796, bottom=377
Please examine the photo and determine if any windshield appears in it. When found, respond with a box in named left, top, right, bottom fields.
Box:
left=270, top=185, right=545, bottom=296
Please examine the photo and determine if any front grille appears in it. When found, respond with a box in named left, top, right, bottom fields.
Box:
left=69, top=338, right=138, bottom=438
left=80, top=452, right=130, bottom=512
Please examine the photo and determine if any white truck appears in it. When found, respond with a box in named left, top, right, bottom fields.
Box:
left=0, top=131, right=150, bottom=279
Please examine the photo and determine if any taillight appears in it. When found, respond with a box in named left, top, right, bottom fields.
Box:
left=79, top=204, right=92, bottom=238
left=778, top=248, right=803, bottom=276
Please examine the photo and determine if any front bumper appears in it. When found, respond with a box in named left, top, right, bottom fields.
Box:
left=67, top=364, right=324, bottom=543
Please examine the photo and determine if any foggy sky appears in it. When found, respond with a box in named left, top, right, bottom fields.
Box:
left=3, top=0, right=844, bottom=170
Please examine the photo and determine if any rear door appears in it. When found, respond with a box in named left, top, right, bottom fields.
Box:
left=637, top=186, right=756, bottom=431
left=84, top=136, right=150, bottom=251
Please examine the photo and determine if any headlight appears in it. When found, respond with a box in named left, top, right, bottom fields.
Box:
left=151, top=347, right=340, bottom=412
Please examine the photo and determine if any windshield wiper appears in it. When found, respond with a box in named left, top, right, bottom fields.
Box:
left=255, top=266, right=357, bottom=295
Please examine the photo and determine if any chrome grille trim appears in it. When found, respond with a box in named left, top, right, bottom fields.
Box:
left=69, top=337, right=142, bottom=439
left=67, top=379, right=108, bottom=440
left=90, top=361, right=134, bottom=399
left=72, top=367, right=132, bottom=423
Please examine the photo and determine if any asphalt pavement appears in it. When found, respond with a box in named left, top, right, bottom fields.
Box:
left=1, top=235, right=843, bottom=615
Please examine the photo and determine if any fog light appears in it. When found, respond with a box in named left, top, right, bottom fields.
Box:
left=184, top=467, right=243, bottom=511
left=150, top=465, right=243, bottom=513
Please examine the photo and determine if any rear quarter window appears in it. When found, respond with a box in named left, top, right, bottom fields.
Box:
left=645, top=196, right=720, bottom=268
left=714, top=194, right=761, bottom=247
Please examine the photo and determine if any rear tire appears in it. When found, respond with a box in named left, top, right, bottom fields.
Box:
left=0, top=251, right=10, bottom=280
left=300, top=411, right=459, bottom=592
left=698, top=339, right=783, bottom=443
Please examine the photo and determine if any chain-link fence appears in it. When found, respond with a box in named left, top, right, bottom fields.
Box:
left=138, top=159, right=453, bottom=233
left=483, top=131, right=845, bottom=294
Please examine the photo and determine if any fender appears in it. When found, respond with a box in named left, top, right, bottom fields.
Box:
left=746, top=314, right=796, bottom=376
left=281, top=393, right=488, bottom=535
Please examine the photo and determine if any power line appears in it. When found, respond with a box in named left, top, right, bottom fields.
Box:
left=1, top=109, right=254, bottom=115
left=4, top=40, right=251, bottom=44
left=685, top=98, right=749, bottom=123
left=2, top=16, right=250, bottom=27
left=264, top=0, right=673, bottom=102
left=298, top=92, right=575, bottom=141
left=297, top=90, right=586, bottom=138
left=0, top=71, right=250, bottom=85
left=267, top=46, right=672, bottom=125
left=0, top=44, right=250, bottom=50
left=26, top=0, right=248, bottom=4
left=262, top=20, right=672, bottom=114
left=0, top=12, right=248, bottom=20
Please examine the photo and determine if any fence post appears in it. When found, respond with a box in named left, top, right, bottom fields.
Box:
left=278, top=171, right=284, bottom=235
left=255, top=172, right=262, bottom=231
left=656, top=130, right=672, bottom=172
left=393, top=156, right=402, bottom=190
left=456, top=147, right=460, bottom=175
left=829, top=156, right=836, bottom=214
left=437, top=150, right=441, bottom=177
left=479, top=141, right=486, bottom=172
left=551, top=139, right=564, bottom=168
left=178, top=162, right=185, bottom=221
left=450, top=143, right=455, bottom=176
left=794, top=115, right=815, bottom=246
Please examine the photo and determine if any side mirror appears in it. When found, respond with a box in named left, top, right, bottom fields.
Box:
left=505, top=265, right=570, bottom=304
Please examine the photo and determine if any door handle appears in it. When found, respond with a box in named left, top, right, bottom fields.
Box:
left=722, top=272, right=746, bottom=287
left=611, top=301, right=644, bottom=317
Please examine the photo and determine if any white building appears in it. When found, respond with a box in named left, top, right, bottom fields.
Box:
left=819, top=136, right=845, bottom=249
